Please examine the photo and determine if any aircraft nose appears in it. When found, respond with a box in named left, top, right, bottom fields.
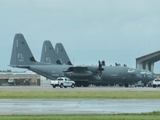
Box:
left=146, top=74, right=154, bottom=80
left=152, top=75, right=157, bottom=80
left=142, top=74, right=155, bottom=84
left=136, top=74, right=143, bottom=81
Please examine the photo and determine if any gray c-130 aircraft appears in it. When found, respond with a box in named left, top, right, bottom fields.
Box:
left=53, top=42, right=156, bottom=86
left=40, top=39, right=155, bottom=87
left=10, top=33, right=155, bottom=87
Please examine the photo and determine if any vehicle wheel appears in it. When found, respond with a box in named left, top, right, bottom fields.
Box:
left=64, top=86, right=67, bottom=88
left=52, top=85, right=56, bottom=88
left=71, top=84, right=75, bottom=88
left=60, top=84, right=63, bottom=88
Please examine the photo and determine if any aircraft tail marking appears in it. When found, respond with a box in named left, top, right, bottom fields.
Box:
left=40, top=40, right=62, bottom=64
left=10, top=33, right=37, bottom=67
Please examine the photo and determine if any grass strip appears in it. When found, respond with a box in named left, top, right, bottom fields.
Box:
left=0, top=90, right=160, bottom=99
left=0, top=111, right=160, bottom=120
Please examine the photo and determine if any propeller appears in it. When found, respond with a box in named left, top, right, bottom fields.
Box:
left=98, top=60, right=105, bottom=77
left=115, top=63, right=121, bottom=66
left=124, top=64, right=127, bottom=67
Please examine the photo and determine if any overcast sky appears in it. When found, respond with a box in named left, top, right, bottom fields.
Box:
left=1, top=0, right=160, bottom=73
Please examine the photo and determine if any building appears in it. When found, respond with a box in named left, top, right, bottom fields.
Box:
left=0, top=71, right=40, bottom=86
left=136, top=50, right=160, bottom=73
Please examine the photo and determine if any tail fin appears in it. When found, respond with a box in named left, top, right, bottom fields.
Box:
left=40, top=40, right=62, bottom=64
left=55, top=43, right=72, bottom=65
left=10, top=33, right=37, bottom=67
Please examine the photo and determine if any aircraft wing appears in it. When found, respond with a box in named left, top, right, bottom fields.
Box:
left=63, top=66, right=93, bottom=77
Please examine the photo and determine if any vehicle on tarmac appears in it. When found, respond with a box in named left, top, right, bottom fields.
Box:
left=50, top=77, right=75, bottom=88
left=8, top=78, right=15, bottom=85
left=152, top=78, right=160, bottom=88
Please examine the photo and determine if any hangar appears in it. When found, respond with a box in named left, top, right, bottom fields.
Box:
left=136, top=50, right=160, bottom=73
left=0, top=71, right=40, bottom=86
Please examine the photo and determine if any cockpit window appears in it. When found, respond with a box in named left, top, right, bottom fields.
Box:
left=140, top=69, right=152, bottom=75
left=140, top=69, right=146, bottom=74
left=145, top=70, right=152, bottom=75
left=128, top=69, right=135, bottom=73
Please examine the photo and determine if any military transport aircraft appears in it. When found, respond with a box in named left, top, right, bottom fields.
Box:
left=40, top=39, right=155, bottom=87
left=10, top=33, right=154, bottom=87
left=57, top=43, right=155, bottom=86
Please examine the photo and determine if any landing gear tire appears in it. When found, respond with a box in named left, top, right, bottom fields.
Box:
left=124, top=83, right=129, bottom=87
left=52, top=85, right=56, bottom=88
left=75, top=81, right=82, bottom=87
left=153, top=85, right=156, bottom=88
left=83, top=82, right=89, bottom=87
left=95, top=84, right=100, bottom=86
left=76, top=84, right=81, bottom=87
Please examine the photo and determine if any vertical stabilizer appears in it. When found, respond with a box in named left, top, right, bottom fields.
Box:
left=40, top=40, right=62, bottom=64
left=10, top=33, right=37, bottom=67
left=55, top=43, right=72, bottom=65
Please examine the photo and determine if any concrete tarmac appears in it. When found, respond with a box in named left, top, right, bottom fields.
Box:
left=1, top=86, right=160, bottom=115
left=0, top=99, right=160, bottom=115
left=0, top=86, right=160, bottom=91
